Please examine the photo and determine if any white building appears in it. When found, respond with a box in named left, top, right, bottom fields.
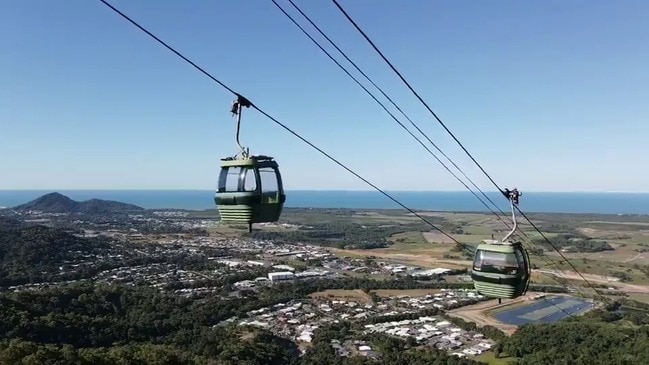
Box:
left=268, top=271, right=295, bottom=282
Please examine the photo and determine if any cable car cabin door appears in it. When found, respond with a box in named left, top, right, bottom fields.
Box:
left=255, top=165, right=285, bottom=223
left=515, top=244, right=532, bottom=294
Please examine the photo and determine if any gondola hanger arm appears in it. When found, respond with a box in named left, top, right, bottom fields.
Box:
left=231, top=95, right=252, bottom=159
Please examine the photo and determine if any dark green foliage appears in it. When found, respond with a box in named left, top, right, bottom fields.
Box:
left=0, top=218, right=111, bottom=286
left=0, top=340, right=211, bottom=365
left=537, top=223, right=575, bottom=233
left=610, top=271, right=632, bottom=282
left=0, top=284, right=299, bottom=364
left=492, top=303, right=649, bottom=364
left=244, top=222, right=431, bottom=249
left=500, top=322, right=649, bottom=365
left=530, top=231, right=613, bottom=253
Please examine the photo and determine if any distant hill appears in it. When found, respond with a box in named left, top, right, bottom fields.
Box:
left=12, top=192, right=145, bottom=214
left=0, top=217, right=111, bottom=286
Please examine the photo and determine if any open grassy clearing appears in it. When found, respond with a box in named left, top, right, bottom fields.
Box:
left=336, top=237, right=466, bottom=259
left=518, top=230, right=560, bottom=239
left=474, top=352, right=517, bottom=365
left=371, top=289, right=442, bottom=297
left=351, top=212, right=420, bottom=223
left=540, top=252, right=649, bottom=284
left=207, top=223, right=299, bottom=237
left=422, top=231, right=459, bottom=244
left=577, top=222, right=649, bottom=232
left=332, top=269, right=394, bottom=281
left=556, top=250, right=648, bottom=266
left=308, top=289, right=373, bottom=303
left=391, top=231, right=429, bottom=245
left=331, top=248, right=471, bottom=270
left=462, top=225, right=501, bottom=236
left=435, top=212, right=494, bottom=221
left=391, top=230, right=492, bottom=249
left=587, top=220, right=649, bottom=226
left=386, top=232, right=457, bottom=255
left=529, top=271, right=565, bottom=285
left=627, top=293, right=649, bottom=304
left=577, top=227, right=649, bottom=246
left=525, top=212, right=649, bottom=224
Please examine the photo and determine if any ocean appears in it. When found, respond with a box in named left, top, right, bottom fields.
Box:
left=1, top=190, right=648, bottom=215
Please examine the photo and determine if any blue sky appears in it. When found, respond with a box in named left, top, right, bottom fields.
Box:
left=1, top=0, right=648, bottom=192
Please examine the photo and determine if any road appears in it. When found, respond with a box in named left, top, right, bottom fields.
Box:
left=623, top=253, right=643, bottom=263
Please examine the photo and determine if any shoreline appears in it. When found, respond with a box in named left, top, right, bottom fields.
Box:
left=3, top=190, right=649, bottom=215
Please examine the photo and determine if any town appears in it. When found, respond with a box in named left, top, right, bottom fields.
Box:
left=0, top=199, right=621, bottom=365
left=236, top=289, right=494, bottom=359
left=0, top=206, right=505, bottom=360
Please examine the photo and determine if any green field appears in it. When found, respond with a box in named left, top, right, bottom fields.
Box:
left=198, top=207, right=649, bottom=289
left=474, top=352, right=517, bottom=365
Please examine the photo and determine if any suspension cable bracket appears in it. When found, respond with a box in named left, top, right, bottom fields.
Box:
left=230, top=94, right=252, bottom=116
left=502, top=188, right=522, bottom=206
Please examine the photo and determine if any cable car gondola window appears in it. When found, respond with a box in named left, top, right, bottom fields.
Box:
left=259, top=167, right=279, bottom=193
left=243, top=168, right=258, bottom=192
left=514, top=248, right=526, bottom=274
left=218, top=166, right=243, bottom=193
left=473, top=250, right=519, bottom=275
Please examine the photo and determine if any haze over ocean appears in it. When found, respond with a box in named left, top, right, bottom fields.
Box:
left=1, top=190, right=648, bottom=215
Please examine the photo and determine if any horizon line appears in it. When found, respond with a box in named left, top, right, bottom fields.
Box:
left=2, top=189, right=649, bottom=194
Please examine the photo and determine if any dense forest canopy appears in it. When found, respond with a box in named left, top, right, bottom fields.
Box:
left=0, top=218, right=112, bottom=286
left=497, top=312, right=649, bottom=364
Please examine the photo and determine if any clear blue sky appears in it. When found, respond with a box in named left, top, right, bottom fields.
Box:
left=2, top=0, right=648, bottom=191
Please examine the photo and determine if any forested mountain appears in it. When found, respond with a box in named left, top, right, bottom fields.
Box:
left=11, top=192, right=144, bottom=214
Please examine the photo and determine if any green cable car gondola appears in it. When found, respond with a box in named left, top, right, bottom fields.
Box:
left=214, top=97, right=287, bottom=232
left=471, top=188, right=531, bottom=299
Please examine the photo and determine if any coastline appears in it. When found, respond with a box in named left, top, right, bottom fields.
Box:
left=2, top=190, right=649, bottom=215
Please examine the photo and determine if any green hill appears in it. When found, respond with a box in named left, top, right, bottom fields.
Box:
left=12, top=192, right=145, bottom=214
